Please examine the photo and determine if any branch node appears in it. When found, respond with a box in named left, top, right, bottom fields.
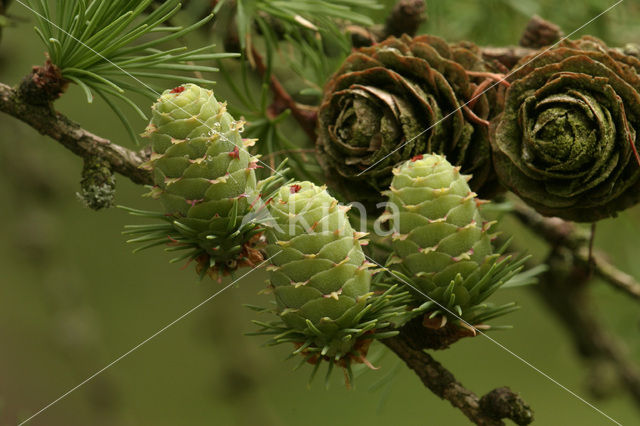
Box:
left=17, top=59, right=68, bottom=105
left=398, top=315, right=475, bottom=350
left=384, top=0, right=427, bottom=39
left=383, top=335, right=533, bottom=425
left=349, top=0, right=426, bottom=48
left=519, top=15, right=563, bottom=48
left=479, top=387, right=534, bottom=426
left=251, top=47, right=317, bottom=141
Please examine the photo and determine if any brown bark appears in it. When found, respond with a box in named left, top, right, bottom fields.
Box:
left=0, top=82, right=152, bottom=186
left=383, top=335, right=533, bottom=425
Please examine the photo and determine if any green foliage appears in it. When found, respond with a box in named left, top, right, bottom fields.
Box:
left=424, top=0, right=638, bottom=46
left=5, top=0, right=640, bottom=422
left=229, top=0, right=381, bottom=55
left=25, top=0, right=237, bottom=141
left=216, top=0, right=382, bottom=92
left=212, top=0, right=384, bottom=185
left=218, top=63, right=323, bottom=185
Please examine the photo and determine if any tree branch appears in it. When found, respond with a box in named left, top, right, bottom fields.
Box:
left=250, top=47, right=318, bottom=142
left=383, top=335, right=533, bottom=426
left=589, top=249, right=640, bottom=301
left=511, top=203, right=640, bottom=405
left=0, top=82, right=152, bottom=186
left=512, top=202, right=640, bottom=302
left=537, top=247, right=640, bottom=405
left=0, top=69, right=537, bottom=425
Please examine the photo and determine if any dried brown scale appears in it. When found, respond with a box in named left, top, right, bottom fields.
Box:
left=7, top=5, right=636, bottom=420
left=481, top=46, right=536, bottom=70
left=490, top=36, right=640, bottom=221
left=316, top=34, right=505, bottom=207
left=194, top=233, right=265, bottom=281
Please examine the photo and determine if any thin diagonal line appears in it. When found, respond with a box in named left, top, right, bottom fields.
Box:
left=14, top=0, right=283, bottom=181
left=17, top=252, right=280, bottom=426
left=357, top=0, right=624, bottom=177
left=364, top=254, right=622, bottom=425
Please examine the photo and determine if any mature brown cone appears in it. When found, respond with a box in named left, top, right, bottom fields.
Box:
left=490, top=36, right=640, bottom=222
left=316, top=34, right=505, bottom=207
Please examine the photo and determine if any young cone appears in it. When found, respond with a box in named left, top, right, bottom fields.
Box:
left=383, top=154, right=526, bottom=329
left=252, top=182, right=407, bottom=384
left=124, top=84, right=268, bottom=280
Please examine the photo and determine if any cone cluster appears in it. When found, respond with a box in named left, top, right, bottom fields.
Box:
left=123, top=84, right=533, bottom=387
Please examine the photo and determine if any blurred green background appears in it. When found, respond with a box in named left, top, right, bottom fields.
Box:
left=1, top=1, right=640, bottom=425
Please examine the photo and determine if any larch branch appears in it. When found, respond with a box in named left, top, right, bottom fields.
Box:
left=383, top=335, right=533, bottom=426
left=0, top=82, right=152, bottom=186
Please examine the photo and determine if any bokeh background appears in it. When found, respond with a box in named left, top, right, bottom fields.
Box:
left=1, top=1, right=640, bottom=425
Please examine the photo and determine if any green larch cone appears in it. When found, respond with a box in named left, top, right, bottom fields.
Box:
left=382, top=154, right=525, bottom=329
left=124, top=84, right=266, bottom=280
left=253, top=182, right=406, bottom=383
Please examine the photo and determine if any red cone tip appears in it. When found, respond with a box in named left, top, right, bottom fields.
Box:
left=229, top=146, right=240, bottom=159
